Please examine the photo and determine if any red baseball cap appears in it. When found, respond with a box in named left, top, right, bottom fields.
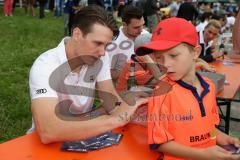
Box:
left=135, top=17, right=198, bottom=56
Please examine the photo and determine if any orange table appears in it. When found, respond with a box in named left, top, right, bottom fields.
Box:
left=212, top=59, right=240, bottom=100
left=0, top=124, right=160, bottom=160
left=211, top=59, right=240, bottom=134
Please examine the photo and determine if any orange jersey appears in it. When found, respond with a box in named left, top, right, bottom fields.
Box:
left=148, top=73, right=220, bottom=160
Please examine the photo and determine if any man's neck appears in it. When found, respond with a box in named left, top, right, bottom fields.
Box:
left=65, top=39, right=84, bottom=73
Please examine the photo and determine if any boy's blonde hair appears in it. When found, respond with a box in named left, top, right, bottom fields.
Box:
left=205, top=20, right=221, bottom=30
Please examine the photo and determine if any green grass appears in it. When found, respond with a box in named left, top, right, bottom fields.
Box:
left=0, top=7, right=64, bottom=143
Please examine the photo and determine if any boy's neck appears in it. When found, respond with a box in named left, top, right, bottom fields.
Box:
left=181, top=68, right=200, bottom=87
left=181, top=69, right=203, bottom=95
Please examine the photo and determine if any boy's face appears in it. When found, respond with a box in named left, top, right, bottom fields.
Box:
left=153, top=44, right=199, bottom=81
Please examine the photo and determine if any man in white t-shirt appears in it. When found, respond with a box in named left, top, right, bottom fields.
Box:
left=29, top=6, right=147, bottom=144
left=195, top=12, right=212, bottom=32
left=107, top=5, right=148, bottom=81
left=227, top=15, right=235, bottom=28
left=168, top=0, right=181, bottom=17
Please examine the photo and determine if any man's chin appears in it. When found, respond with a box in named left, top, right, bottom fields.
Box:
left=84, top=56, right=98, bottom=65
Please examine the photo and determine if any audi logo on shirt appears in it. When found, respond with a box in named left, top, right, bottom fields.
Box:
left=36, top=88, right=47, bottom=94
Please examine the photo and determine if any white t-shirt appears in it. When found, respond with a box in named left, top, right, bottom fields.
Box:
left=196, top=20, right=208, bottom=32
left=227, top=16, right=235, bottom=27
left=28, top=37, right=111, bottom=133
left=168, top=2, right=180, bottom=17
left=199, top=30, right=212, bottom=56
left=107, top=26, right=148, bottom=71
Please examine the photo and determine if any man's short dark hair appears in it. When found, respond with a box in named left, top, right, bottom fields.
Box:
left=121, top=5, right=143, bottom=24
left=71, top=5, right=119, bottom=38
left=200, top=12, right=212, bottom=22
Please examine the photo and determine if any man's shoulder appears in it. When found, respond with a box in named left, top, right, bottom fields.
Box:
left=113, top=27, right=129, bottom=43
left=30, top=47, right=63, bottom=77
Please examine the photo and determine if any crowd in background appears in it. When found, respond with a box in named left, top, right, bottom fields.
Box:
left=2, top=0, right=239, bottom=44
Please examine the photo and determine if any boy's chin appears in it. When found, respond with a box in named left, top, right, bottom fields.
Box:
left=166, top=74, right=181, bottom=81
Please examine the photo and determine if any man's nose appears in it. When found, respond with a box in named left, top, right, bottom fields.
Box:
left=97, top=46, right=106, bottom=57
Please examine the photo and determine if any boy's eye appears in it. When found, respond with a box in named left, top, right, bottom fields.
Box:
left=170, top=54, right=178, bottom=58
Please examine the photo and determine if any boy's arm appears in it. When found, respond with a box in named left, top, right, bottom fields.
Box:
left=156, top=141, right=240, bottom=160
left=216, top=128, right=240, bottom=148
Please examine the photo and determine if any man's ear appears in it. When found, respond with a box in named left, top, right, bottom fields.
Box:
left=122, top=22, right=127, bottom=28
left=72, top=27, right=83, bottom=41
left=193, top=45, right=202, bottom=60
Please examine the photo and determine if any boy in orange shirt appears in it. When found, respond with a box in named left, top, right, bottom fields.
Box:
left=136, top=17, right=240, bottom=160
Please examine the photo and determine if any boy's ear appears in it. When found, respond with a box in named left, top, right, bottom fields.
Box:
left=193, top=45, right=202, bottom=60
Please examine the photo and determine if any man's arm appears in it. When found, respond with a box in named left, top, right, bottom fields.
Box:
left=200, top=54, right=215, bottom=62
left=32, top=80, right=147, bottom=144
left=195, top=58, right=216, bottom=72
left=31, top=97, right=122, bottom=144
left=97, top=79, right=147, bottom=118
left=111, top=69, right=121, bottom=81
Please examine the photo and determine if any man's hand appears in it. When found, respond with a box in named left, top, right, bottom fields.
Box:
left=212, top=51, right=224, bottom=59
left=119, top=88, right=149, bottom=106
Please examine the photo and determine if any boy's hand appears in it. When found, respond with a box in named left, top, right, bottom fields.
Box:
left=203, top=146, right=240, bottom=160
left=225, top=137, right=240, bottom=148
left=217, top=129, right=240, bottom=148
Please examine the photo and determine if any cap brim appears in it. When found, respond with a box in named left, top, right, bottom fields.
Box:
left=135, top=40, right=181, bottom=56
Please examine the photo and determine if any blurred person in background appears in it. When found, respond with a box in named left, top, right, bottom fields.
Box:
left=54, top=0, right=63, bottom=17
left=212, top=14, right=228, bottom=33
left=23, top=0, right=36, bottom=16
left=177, top=0, right=198, bottom=23
left=199, top=20, right=222, bottom=62
left=4, top=0, right=13, bottom=16
left=168, top=0, right=181, bottom=17
left=107, top=5, right=148, bottom=81
left=196, top=12, right=212, bottom=32
left=38, top=0, right=48, bottom=19
left=144, top=0, right=161, bottom=32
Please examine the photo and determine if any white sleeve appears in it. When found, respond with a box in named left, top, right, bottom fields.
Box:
left=29, top=61, right=58, bottom=100
left=96, top=53, right=112, bottom=82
